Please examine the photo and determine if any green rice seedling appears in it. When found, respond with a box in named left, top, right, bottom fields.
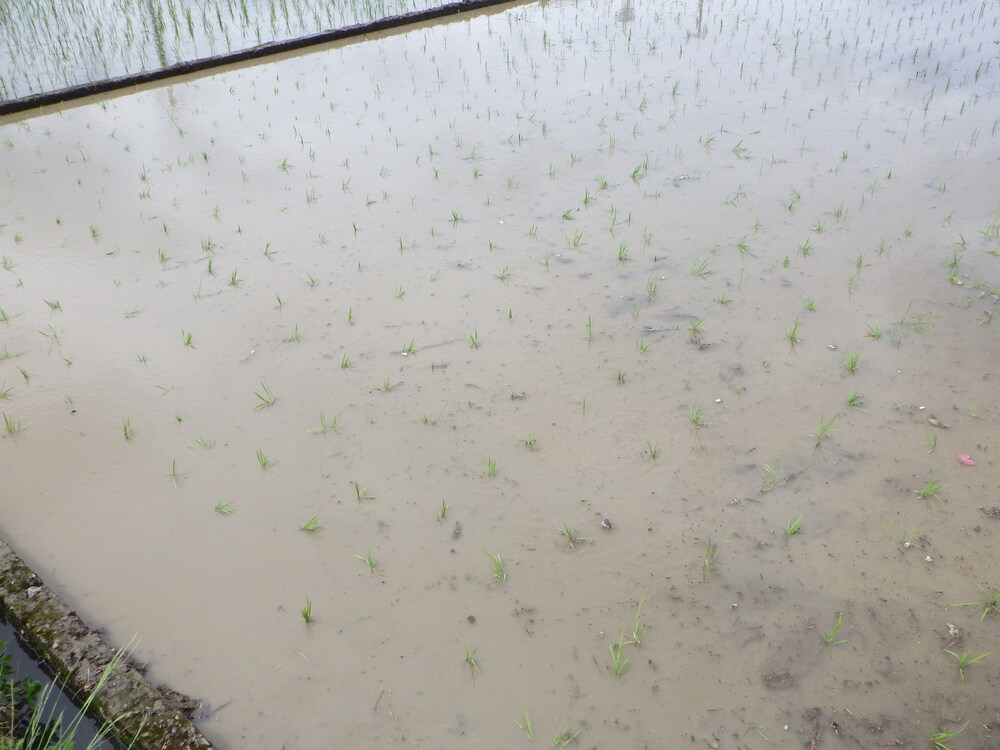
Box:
left=347, top=307, right=354, bottom=325
left=630, top=599, right=649, bottom=645
left=300, top=516, right=321, bottom=532
left=846, top=389, right=865, bottom=409
left=402, top=340, right=417, bottom=355
left=552, top=724, right=582, bottom=748
left=463, top=642, right=480, bottom=679
left=585, top=315, right=594, bottom=341
left=786, top=317, right=802, bottom=345
left=394, top=285, right=405, bottom=299
left=3, top=413, right=27, bottom=437
left=944, top=649, right=991, bottom=680
left=702, top=540, right=718, bottom=581
left=422, top=415, right=438, bottom=425
left=840, top=349, right=859, bottom=375
left=300, top=598, right=312, bottom=623
left=647, top=441, right=660, bottom=460
left=307, top=273, right=318, bottom=287
left=688, top=318, right=705, bottom=342
left=182, top=330, right=195, bottom=348
left=353, top=482, right=375, bottom=502
left=616, top=369, right=627, bottom=384
left=514, top=708, right=533, bottom=740
left=256, top=449, right=278, bottom=472
left=0, top=308, right=9, bottom=325
left=354, top=548, right=383, bottom=575
left=308, top=411, right=341, bottom=435
left=436, top=500, right=449, bottom=525
left=646, top=275, right=658, bottom=301
left=617, top=242, right=629, bottom=262
left=0, top=382, right=11, bottom=400
left=785, top=515, right=803, bottom=535
left=803, top=299, right=817, bottom=311
left=924, top=429, right=938, bottom=453
left=136, top=354, right=148, bottom=365
left=196, top=438, right=215, bottom=450
left=866, top=321, right=882, bottom=339
left=820, top=615, right=847, bottom=645
left=760, top=464, right=778, bottom=493
left=610, top=631, right=630, bottom=677
left=580, top=395, right=587, bottom=413
left=166, top=460, right=180, bottom=488
left=254, top=382, right=276, bottom=410
left=951, top=587, right=1000, bottom=621
left=812, top=414, right=838, bottom=446
left=917, top=478, right=944, bottom=501
left=689, top=405, right=707, bottom=427
left=214, top=500, right=235, bottom=515
left=559, top=524, right=589, bottom=551
left=468, top=329, right=480, bottom=348
left=637, top=340, right=651, bottom=352
left=340, top=354, right=352, bottom=369
left=288, top=325, right=301, bottom=343
left=228, top=269, right=241, bottom=288
left=523, top=434, right=537, bottom=449
left=690, top=258, right=711, bottom=277
left=1, top=256, right=14, bottom=272
left=930, top=723, right=967, bottom=750
left=487, top=457, right=498, bottom=477
left=486, top=551, right=506, bottom=582
left=713, top=293, right=732, bottom=304
left=44, top=299, right=61, bottom=312
left=124, top=308, right=141, bottom=319
left=122, top=418, right=135, bottom=441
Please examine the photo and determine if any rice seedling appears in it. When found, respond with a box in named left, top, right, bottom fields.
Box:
left=759, top=464, right=779, bottom=493
left=646, top=275, right=658, bottom=301
left=637, top=340, right=650, bottom=352
left=394, top=285, right=405, bottom=299
left=615, top=369, right=627, bottom=384
left=688, top=318, right=705, bottom=342
left=820, top=615, right=847, bottom=645
left=300, top=598, right=312, bottom=623
left=609, top=631, right=630, bottom=677
left=951, top=587, right=1000, bottom=621
left=630, top=599, right=648, bottom=645
left=166, top=460, right=180, bottom=488
left=44, top=299, right=61, bottom=312
left=785, top=515, right=803, bottom=535
left=287, top=325, right=301, bottom=343
left=256, top=449, right=278, bottom=472
left=214, top=500, right=235, bottom=516
left=182, top=330, right=195, bottom=349
left=340, top=354, right=352, bottom=369
left=122, top=418, right=135, bottom=441
left=353, top=482, right=375, bottom=502
left=617, top=242, right=629, bottom=262
left=647, top=441, right=660, bottom=460
left=514, top=708, right=533, bottom=740
left=866, top=321, right=882, bottom=339
left=552, top=724, right=582, bottom=748
left=463, top=642, right=480, bottom=679
left=228, top=269, right=241, bottom=288
left=436, top=500, right=449, bottom=525
left=3, top=413, right=27, bottom=437
left=0, top=382, right=11, bottom=400
left=486, top=457, right=498, bottom=477
left=944, top=650, right=991, bottom=680
left=0, top=309, right=9, bottom=325
left=300, top=516, right=321, bottom=532
left=702, top=540, right=718, bottom=581
left=812, top=414, right=838, bottom=446
left=924, top=429, right=938, bottom=454
left=523, top=434, right=537, bottom=449
left=690, top=258, right=711, bottom=277
left=306, top=274, right=318, bottom=288
left=846, top=389, right=865, bottom=409
left=402, top=340, right=417, bottom=355
left=307, top=411, right=341, bottom=435
left=840, top=349, right=860, bottom=375
left=468, top=329, right=480, bottom=348
left=486, top=551, right=506, bottom=582
left=917, top=478, right=944, bottom=501
left=689, top=405, right=707, bottom=427
left=797, top=238, right=813, bottom=257
left=354, top=548, right=383, bottom=575
left=585, top=315, right=594, bottom=341
left=254, top=382, right=276, bottom=410
left=559, top=524, right=589, bottom=551
left=713, top=293, right=732, bottom=304
left=786, top=317, right=802, bottom=345
left=803, top=299, right=817, bottom=311
left=930, top=723, right=967, bottom=750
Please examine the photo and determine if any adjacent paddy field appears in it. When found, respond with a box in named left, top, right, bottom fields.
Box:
left=1, top=0, right=999, bottom=747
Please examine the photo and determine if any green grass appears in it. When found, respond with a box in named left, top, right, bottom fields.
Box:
left=866, top=321, right=882, bottom=339
left=307, top=411, right=341, bottom=435
left=354, top=482, right=375, bottom=502
left=340, top=353, right=352, bottom=369
left=845, top=389, right=865, bottom=409
left=610, top=631, right=630, bottom=677
left=688, top=318, right=705, bottom=342
left=689, top=405, right=707, bottom=427
left=487, top=457, right=498, bottom=477
left=182, top=329, right=194, bottom=348
left=840, top=348, right=860, bottom=375
left=214, top=500, right=235, bottom=516
left=944, top=649, right=991, bottom=679
left=552, top=724, right=582, bottom=748
left=630, top=599, right=648, bottom=645
left=930, top=722, right=967, bottom=750
left=951, top=587, right=1000, bottom=621
left=647, top=440, right=660, bottom=460
left=785, top=515, right=803, bottom=535
left=786, top=317, right=802, bottom=345
left=803, top=298, right=817, bottom=311
left=924, top=429, right=938, bottom=453
left=514, top=708, right=533, bottom=740
left=486, top=551, right=506, bottom=582
left=759, top=463, right=778, bottom=493
left=559, top=524, right=589, bottom=551
left=402, top=339, right=417, bottom=355
left=690, top=258, right=711, bottom=277
left=378, top=377, right=396, bottom=392
left=820, top=615, right=847, bottom=645
left=122, top=418, right=135, bottom=441
left=166, top=459, right=180, bottom=488
left=616, top=369, right=627, bottom=384
left=256, top=449, right=278, bottom=472
left=463, top=642, right=480, bottom=679
left=436, top=500, right=449, bottom=525
left=301, top=598, right=313, bottom=623
left=468, top=329, right=480, bottom=348
left=253, top=382, right=276, bottom=410
left=300, top=516, right=321, bottom=532
left=702, top=540, right=718, bottom=581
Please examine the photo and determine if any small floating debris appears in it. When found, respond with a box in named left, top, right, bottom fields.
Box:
left=927, top=416, right=949, bottom=429
left=600, top=517, right=613, bottom=530
left=957, top=454, right=975, bottom=466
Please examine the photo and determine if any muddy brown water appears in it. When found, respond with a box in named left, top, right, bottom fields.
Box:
left=1, top=0, right=999, bottom=747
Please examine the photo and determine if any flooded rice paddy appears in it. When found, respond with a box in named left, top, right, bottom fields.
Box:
left=2, top=0, right=1000, bottom=747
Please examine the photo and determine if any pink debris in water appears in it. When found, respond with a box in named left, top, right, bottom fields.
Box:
left=957, top=454, right=975, bottom=466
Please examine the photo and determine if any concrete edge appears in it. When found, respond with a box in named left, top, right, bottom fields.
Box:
left=0, top=537, right=214, bottom=749
left=0, top=0, right=520, bottom=117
